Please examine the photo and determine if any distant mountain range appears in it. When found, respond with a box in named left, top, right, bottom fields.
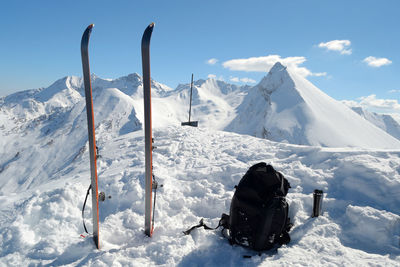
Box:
left=1, top=62, right=400, bottom=150
left=347, top=106, right=400, bottom=141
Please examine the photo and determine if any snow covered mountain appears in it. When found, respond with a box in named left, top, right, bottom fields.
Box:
left=226, top=62, right=400, bottom=148
left=160, top=78, right=249, bottom=129
left=2, top=64, right=399, bottom=150
left=348, top=106, right=400, bottom=141
left=0, top=73, right=173, bottom=195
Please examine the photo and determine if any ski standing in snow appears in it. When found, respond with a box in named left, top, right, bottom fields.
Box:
left=81, top=24, right=101, bottom=249
left=142, top=22, right=158, bottom=237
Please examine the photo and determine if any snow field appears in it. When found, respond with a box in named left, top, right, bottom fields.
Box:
left=1, top=126, right=399, bottom=266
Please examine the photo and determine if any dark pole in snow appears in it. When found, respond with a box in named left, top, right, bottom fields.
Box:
left=188, top=73, right=194, bottom=123
left=181, top=74, right=198, bottom=127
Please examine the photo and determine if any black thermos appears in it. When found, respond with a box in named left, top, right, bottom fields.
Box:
left=312, top=189, right=323, bottom=217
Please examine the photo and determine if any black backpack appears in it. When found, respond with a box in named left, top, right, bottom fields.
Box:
left=184, top=162, right=292, bottom=251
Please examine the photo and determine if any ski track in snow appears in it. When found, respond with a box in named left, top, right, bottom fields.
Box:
left=0, top=126, right=399, bottom=266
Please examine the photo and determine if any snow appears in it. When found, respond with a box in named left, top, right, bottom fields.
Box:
left=348, top=106, right=400, bottom=141
left=0, top=65, right=400, bottom=266
left=0, top=126, right=399, bottom=266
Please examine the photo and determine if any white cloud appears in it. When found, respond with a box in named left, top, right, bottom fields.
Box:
left=222, top=54, right=323, bottom=78
left=230, top=76, right=256, bottom=84
left=240, top=77, right=256, bottom=83
left=206, top=58, right=218, bottom=65
left=207, top=74, right=224, bottom=81
left=310, top=72, right=327, bottom=77
left=230, top=77, right=239, bottom=82
left=359, top=95, right=400, bottom=111
left=318, top=40, right=352, bottom=55
left=343, top=94, right=400, bottom=113
left=341, top=100, right=360, bottom=108
left=388, top=89, right=400, bottom=93
left=363, top=56, right=392, bottom=67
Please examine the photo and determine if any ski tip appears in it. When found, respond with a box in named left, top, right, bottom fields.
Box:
left=81, top=24, right=95, bottom=47
left=142, top=22, right=155, bottom=44
left=83, top=24, right=94, bottom=36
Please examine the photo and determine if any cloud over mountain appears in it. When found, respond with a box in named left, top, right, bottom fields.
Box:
left=222, top=55, right=326, bottom=78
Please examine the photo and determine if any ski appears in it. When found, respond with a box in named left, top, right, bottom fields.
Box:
left=81, top=24, right=100, bottom=249
left=142, top=22, right=156, bottom=237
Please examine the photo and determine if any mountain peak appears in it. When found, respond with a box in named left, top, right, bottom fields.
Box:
left=33, top=75, right=82, bottom=103
left=257, top=61, right=294, bottom=99
left=227, top=61, right=400, bottom=148
left=120, top=73, right=142, bottom=83
left=270, top=61, right=287, bottom=73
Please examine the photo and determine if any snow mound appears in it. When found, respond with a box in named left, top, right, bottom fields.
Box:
left=226, top=62, right=400, bottom=149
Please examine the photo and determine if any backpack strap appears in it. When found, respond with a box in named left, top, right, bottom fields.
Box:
left=277, top=172, right=286, bottom=196
left=183, top=213, right=230, bottom=235
left=82, top=184, right=92, bottom=234
left=276, top=217, right=293, bottom=245
left=183, top=218, right=216, bottom=235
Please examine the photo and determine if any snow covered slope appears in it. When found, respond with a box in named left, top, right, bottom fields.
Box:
left=0, top=74, right=162, bottom=195
left=226, top=62, right=400, bottom=149
left=0, top=126, right=399, bottom=266
left=349, top=106, right=400, bottom=141
left=159, top=78, right=248, bottom=129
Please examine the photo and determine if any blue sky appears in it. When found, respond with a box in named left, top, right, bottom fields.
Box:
left=1, top=0, right=399, bottom=113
